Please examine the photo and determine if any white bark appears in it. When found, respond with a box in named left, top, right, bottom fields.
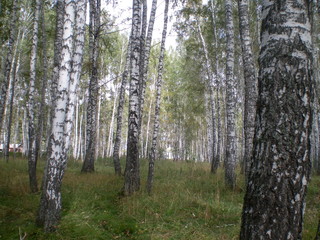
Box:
left=224, top=0, right=237, bottom=189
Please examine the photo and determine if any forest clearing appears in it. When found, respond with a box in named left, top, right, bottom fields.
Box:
left=0, top=156, right=319, bottom=239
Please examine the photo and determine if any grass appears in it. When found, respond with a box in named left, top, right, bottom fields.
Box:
left=0, top=156, right=319, bottom=239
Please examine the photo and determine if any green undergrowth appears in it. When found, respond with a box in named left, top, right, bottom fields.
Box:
left=0, top=157, right=319, bottom=239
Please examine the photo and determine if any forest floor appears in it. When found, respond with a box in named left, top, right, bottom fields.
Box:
left=0, top=155, right=319, bottom=239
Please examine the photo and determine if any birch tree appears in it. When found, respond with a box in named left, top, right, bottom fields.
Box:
left=82, top=0, right=101, bottom=173
left=225, top=0, right=237, bottom=189
left=138, top=0, right=157, bottom=131
left=123, top=0, right=142, bottom=195
left=113, top=42, right=130, bottom=175
left=0, top=0, right=18, bottom=135
left=37, top=0, right=87, bottom=231
left=27, top=0, right=41, bottom=193
left=240, top=1, right=313, bottom=239
left=237, top=0, right=257, bottom=181
left=146, top=0, right=169, bottom=194
left=35, top=0, right=49, bottom=160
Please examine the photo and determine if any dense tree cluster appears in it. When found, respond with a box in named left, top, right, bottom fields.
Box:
left=0, top=0, right=319, bottom=238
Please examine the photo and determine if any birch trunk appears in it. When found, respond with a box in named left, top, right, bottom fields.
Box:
left=211, top=0, right=222, bottom=171
left=237, top=0, right=257, bottom=181
left=195, top=17, right=217, bottom=172
left=37, top=0, right=79, bottom=231
left=138, top=0, right=157, bottom=132
left=4, top=28, right=21, bottom=162
left=240, top=1, right=313, bottom=239
left=146, top=0, right=169, bottom=194
left=113, top=42, right=130, bottom=175
left=47, top=0, right=65, bottom=149
left=28, top=0, right=41, bottom=193
left=0, top=0, right=18, bottom=134
left=124, top=0, right=142, bottom=195
left=144, top=94, right=153, bottom=158
left=82, top=0, right=101, bottom=173
left=95, top=94, right=101, bottom=159
left=4, top=47, right=18, bottom=162
left=224, top=0, right=237, bottom=189
left=36, top=1, right=49, bottom=160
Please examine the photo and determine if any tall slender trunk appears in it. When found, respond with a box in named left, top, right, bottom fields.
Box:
left=28, top=0, right=41, bottom=193
left=0, top=0, right=18, bottom=134
left=146, top=0, right=169, bottom=194
left=124, top=0, right=142, bottom=195
left=36, top=0, right=49, bottom=160
left=195, top=17, right=217, bottom=173
left=113, top=42, right=130, bottom=175
left=224, top=0, right=237, bottom=189
left=106, top=90, right=117, bottom=157
left=4, top=45, right=18, bottom=162
left=82, top=0, right=101, bottom=173
left=4, top=28, right=22, bottom=162
left=138, top=0, right=158, bottom=134
left=13, top=107, right=20, bottom=160
left=237, top=0, right=257, bottom=182
left=95, top=94, right=101, bottom=159
left=144, top=92, right=154, bottom=157
left=72, top=96, right=79, bottom=159
left=240, top=1, right=313, bottom=239
left=211, top=0, right=222, bottom=171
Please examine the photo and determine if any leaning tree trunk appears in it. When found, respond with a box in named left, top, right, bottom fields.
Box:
left=37, top=0, right=77, bottom=232
left=82, top=0, right=101, bottom=173
left=4, top=27, right=22, bottom=162
left=0, top=0, right=18, bottom=135
left=237, top=0, right=258, bottom=182
left=224, top=0, right=237, bottom=189
left=146, top=0, right=169, bottom=194
left=28, top=0, right=41, bottom=193
left=123, top=0, right=142, bottom=196
left=240, top=1, right=313, bottom=239
left=195, top=17, right=217, bottom=173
